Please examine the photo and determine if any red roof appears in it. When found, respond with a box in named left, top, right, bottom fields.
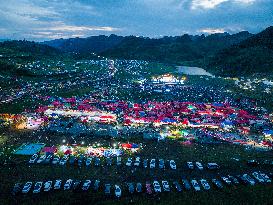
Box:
left=42, top=146, right=57, bottom=153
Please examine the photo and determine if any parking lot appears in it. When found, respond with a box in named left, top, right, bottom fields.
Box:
left=1, top=136, right=273, bottom=205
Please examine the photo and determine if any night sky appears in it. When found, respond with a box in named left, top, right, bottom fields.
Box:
left=0, top=0, right=272, bottom=41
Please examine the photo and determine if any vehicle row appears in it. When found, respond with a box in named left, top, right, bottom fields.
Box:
left=12, top=171, right=272, bottom=197
left=29, top=154, right=177, bottom=169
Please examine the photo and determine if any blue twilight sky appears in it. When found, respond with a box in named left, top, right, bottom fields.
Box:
left=0, top=0, right=272, bottom=41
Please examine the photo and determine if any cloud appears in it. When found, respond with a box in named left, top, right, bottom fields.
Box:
left=191, top=0, right=228, bottom=9
left=198, top=28, right=226, bottom=34
left=190, top=0, right=256, bottom=10
left=43, top=25, right=120, bottom=32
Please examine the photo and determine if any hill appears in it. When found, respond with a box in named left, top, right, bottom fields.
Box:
left=206, top=26, right=273, bottom=76
left=43, top=34, right=124, bottom=53
left=0, top=40, right=63, bottom=75
left=43, top=32, right=253, bottom=65
left=102, top=32, right=253, bottom=64
left=0, top=40, right=62, bottom=59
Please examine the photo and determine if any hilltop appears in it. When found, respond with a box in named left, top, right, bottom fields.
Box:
left=205, top=26, right=273, bottom=76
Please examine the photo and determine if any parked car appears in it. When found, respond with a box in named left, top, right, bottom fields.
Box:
left=159, top=159, right=165, bottom=169
left=64, top=179, right=73, bottom=190
left=127, top=182, right=134, bottom=194
left=104, top=184, right=111, bottom=195
left=116, top=156, right=122, bottom=166
left=228, top=175, right=239, bottom=185
left=143, top=159, right=148, bottom=168
left=196, top=162, right=203, bottom=170
left=115, top=185, right=121, bottom=198
left=162, top=180, right=170, bottom=192
left=252, top=172, right=265, bottom=183
left=247, top=160, right=259, bottom=166
left=153, top=181, right=161, bottom=193
left=150, top=159, right=156, bottom=169
left=169, top=160, right=176, bottom=170
left=262, top=160, right=273, bottom=165
left=78, top=155, right=85, bottom=167
left=191, top=180, right=201, bottom=191
left=146, top=182, right=153, bottom=194
left=44, top=181, right=53, bottom=192
left=72, top=180, right=81, bottom=191
left=93, top=180, right=100, bottom=191
left=69, top=155, right=76, bottom=165
left=82, top=180, right=92, bottom=191
left=200, top=179, right=210, bottom=190
left=33, top=182, right=43, bottom=194
left=44, top=154, right=53, bottom=164
left=54, top=180, right=62, bottom=190
left=181, top=179, right=191, bottom=190
left=52, top=155, right=60, bottom=165
left=12, top=183, right=22, bottom=195
left=29, top=154, right=39, bottom=164
left=136, top=183, right=142, bottom=193
left=243, top=174, right=255, bottom=186
left=221, top=177, right=232, bottom=186
left=22, top=182, right=32, bottom=193
left=60, top=155, right=69, bottom=165
left=173, top=181, right=182, bottom=192
left=126, top=158, right=133, bottom=166
left=207, top=163, right=220, bottom=170
left=187, top=162, right=194, bottom=170
left=236, top=175, right=248, bottom=185
left=260, top=173, right=272, bottom=183
left=211, top=179, right=223, bottom=189
left=134, top=157, right=140, bottom=166
left=85, top=157, right=92, bottom=167
left=36, top=155, right=46, bottom=164
left=94, top=157, right=100, bottom=166
left=106, top=157, right=112, bottom=166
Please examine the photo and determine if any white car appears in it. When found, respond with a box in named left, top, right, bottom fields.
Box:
left=115, top=185, right=122, bottom=198
left=117, top=156, right=122, bottom=166
left=243, top=174, right=255, bottom=186
left=64, top=179, right=73, bottom=190
left=170, top=160, right=176, bottom=170
left=29, top=154, right=39, bottom=164
left=33, top=182, right=43, bottom=193
left=260, top=173, right=271, bottom=183
left=82, top=180, right=92, bottom=191
left=22, top=182, right=32, bottom=193
left=221, top=177, right=232, bottom=185
left=59, top=155, right=69, bottom=165
left=134, top=157, right=140, bottom=166
left=44, top=181, right=53, bottom=192
left=187, top=162, right=194, bottom=170
left=200, top=179, right=210, bottom=190
left=150, top=159, right=156, bottom=169
left=191, top=180, right=201, bottom=191
left=162, top=181, right=170, bottom=192
left=126, top=158, right=132, bottom=166
left=196, top=162, right=203, bottom=170
left=153, top=181, right=161, bottom=192
left=207, top=163, right=220, bottom=170
left=252, top=172, right=264, bottom=183
left=52, top=155, right=60, bottom=165
left=54, top=180, right=62, bottom=190
left=85, top=157, right=93, bottom=166
left=36, top=155, right=46, bottom=164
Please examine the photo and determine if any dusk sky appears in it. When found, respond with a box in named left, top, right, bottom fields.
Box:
left=0, top=0, right=272, bottom=41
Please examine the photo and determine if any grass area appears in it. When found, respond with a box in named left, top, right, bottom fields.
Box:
left=0, top=130, right=273, bottom=205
